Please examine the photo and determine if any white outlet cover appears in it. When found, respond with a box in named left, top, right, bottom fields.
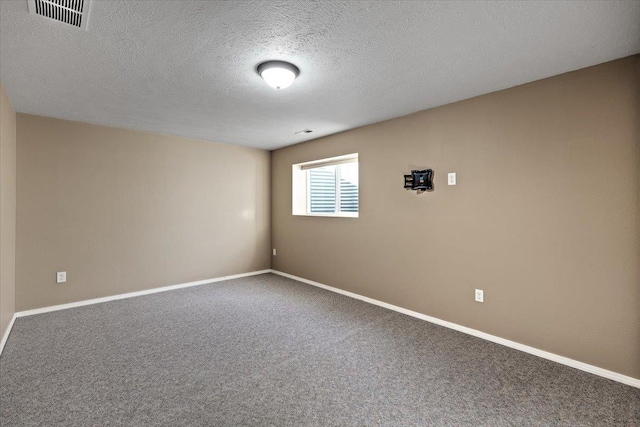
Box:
left=56, top=271, right=67, bottom=283
left=475, top=289, right=484, bottom=302
left=448, top=172, right=457, bottom=185
left=273, top=249, right=277, bottom=256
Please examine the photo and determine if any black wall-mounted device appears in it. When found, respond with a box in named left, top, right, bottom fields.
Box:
left=404, top=169, right=434, bottom=192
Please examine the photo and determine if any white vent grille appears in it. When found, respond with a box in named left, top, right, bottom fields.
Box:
left=27, top=0, right=90, bottom=30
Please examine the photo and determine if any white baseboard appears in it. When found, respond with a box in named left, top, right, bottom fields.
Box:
left=0, top=269, right=270, bottom=357
left=0, top=313, right=17, bottom=356
left=5, top=267, right=638, bottom=389
left=13, top=269, right=271, bottom=318
left=270, top=269, right=640, bottom=389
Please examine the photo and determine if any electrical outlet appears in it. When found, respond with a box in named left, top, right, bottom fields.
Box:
left=448, top=172, right=456, bottom=185
left=56, top=271, right=67, bottom=284
left=475, top=289, right=484, bottom=303
left=273, top=248, right=276, bottom=256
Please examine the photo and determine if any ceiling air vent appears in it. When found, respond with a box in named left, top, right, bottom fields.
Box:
left=27, top=0, right=90, bottom=30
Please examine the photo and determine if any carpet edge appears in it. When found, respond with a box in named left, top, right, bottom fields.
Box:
left=0, top=313, right=17, bottom=357
left=270, top=269, right=640, bottom=390
left=13, top=269, right=272, bottom=318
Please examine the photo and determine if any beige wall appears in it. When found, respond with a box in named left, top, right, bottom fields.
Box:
left=16, top=115, right=270, bottom=311
left=0, top=82, right=17, bottom=338
left=272, top=56, right=640, bottom=379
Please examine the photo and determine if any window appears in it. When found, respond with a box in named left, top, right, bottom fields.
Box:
left=292, top=154, right=358, bottom=217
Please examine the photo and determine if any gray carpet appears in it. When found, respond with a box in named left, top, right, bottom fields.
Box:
left=1, top=273, right=638, bottom=426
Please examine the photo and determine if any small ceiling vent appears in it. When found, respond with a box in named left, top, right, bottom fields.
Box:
left=27, top=0, right=90, bottom=30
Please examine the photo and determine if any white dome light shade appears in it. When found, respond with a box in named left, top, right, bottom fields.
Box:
left=257, top=61, right=300, bottom=89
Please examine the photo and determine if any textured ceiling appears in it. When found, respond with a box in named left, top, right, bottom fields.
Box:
left=1, top=1, right=639, bottom=150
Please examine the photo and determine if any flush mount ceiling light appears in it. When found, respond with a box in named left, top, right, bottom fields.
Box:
left=257, top=60, right=300, bottom=89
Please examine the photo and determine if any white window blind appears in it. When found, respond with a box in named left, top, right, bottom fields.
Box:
left=307, top=161, right=358, bottom=214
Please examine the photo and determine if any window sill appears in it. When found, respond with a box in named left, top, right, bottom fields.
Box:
left=293, top=212, right=359, bottom=218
